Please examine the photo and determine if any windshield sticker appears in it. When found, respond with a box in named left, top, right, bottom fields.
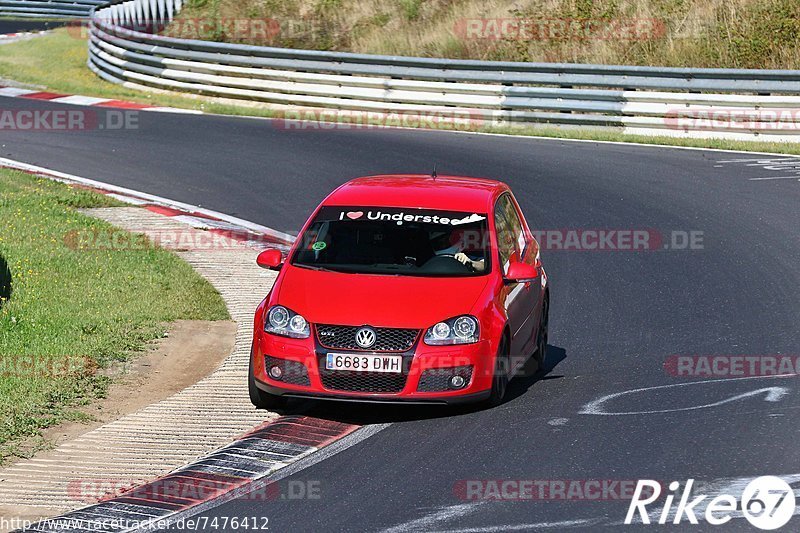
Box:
left=312, top=241, right=327, bottom=251
left=336, top=209, right=486, bottom=226
left=453, top=213, right=487, bottom=226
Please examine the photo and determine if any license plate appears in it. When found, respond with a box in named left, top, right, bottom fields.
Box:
left=326, top=353, right=403, bottom=373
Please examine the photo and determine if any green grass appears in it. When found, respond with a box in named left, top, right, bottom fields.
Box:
left=2, top=28, right=800, bottom=160
left=0, top=28, right=276, bottom=117
left=0, top=169, right=229, bottom=463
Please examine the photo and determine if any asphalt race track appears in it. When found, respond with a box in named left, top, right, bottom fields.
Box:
left=2, top=96, right=799, bottom=531
left=0, top=20, right=66, bottom=34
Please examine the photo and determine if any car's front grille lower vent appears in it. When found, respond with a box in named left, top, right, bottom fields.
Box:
left=417, top=366, right=474, bottom=392
left=319, top=370, right=407, bottom=393
left=263, top=355, right=310, bottom=386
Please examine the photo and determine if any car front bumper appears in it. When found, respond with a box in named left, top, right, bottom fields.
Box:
left=252, top=331, right=495, bottom=405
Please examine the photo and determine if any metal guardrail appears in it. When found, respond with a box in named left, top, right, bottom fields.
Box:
left=82, top=0, right=800, bottom=141
left=0, top=0, right=102, bottom=18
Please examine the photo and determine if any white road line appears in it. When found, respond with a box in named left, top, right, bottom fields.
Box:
left=49, top=95, right=114, bottom=106
left=379, top=502, right=487, bottom=533
left=716, top=158, right=800, bottom=164
left=144, top=107, right=203, bottom=114
left=105, top=192, right=149, bottom=205
left=436, top=518, right=604, bottom=532
left=0, top=87, right=36, bottom=96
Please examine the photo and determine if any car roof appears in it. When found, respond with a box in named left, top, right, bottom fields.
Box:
left=322, top=175, right=508, bottom=212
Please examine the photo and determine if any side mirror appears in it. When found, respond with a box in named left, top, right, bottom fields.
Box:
left=257, top=249, right=283, bottom=270
left=505, top=260, right=539, bottom=284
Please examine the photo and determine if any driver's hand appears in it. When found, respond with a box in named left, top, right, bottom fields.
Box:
left=454, top=253, right=471, bottom=266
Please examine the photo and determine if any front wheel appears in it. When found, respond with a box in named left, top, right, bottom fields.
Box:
left=484, top=336, right=510, bottom=408
left=248, top=347, right=288, bottom=410
left=521, top=293, right=549, bottom=377
left=533, top=293, right=549, bottom=367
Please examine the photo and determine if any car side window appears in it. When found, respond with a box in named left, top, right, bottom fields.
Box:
left=498, top=194, right=526, bottom=255
left=494, top=202, right=516, bottom=272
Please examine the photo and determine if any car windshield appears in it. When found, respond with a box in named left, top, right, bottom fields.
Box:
left=292, top=206, right=491, bottom=277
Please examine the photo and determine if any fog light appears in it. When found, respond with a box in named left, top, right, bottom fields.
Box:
left=268, top=365, right=283, bottom=380
left=449, top=375, right=466, bottom=389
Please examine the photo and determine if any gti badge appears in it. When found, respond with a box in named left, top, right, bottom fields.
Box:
left=355, top=327, right=377, bottom=349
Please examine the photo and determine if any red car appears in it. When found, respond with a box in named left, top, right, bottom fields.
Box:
left=249, top=175, right=549, bottom=408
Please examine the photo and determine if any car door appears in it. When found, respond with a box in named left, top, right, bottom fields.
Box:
left=495, top=194, right=539, bottom=364
left=510, top=193, right=543, bottom=354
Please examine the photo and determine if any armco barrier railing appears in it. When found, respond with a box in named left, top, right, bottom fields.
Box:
left=86, top=0, right=800, bottom=141
left=0, top=0, right=103, bottom=18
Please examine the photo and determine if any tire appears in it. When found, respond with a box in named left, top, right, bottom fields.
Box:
left=533, top=293, right=549, bottom=368
left=248, top=347, right=289, bottom=410
left=520, top=293, right=549, bottom=377
left=484, top=335, right=510, bottom=408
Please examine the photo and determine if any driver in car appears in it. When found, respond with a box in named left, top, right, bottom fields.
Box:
left=432, top=228, right=486, bottom=272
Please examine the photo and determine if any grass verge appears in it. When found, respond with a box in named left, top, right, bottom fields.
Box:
left=0, top=168, right=229, bottom=464
left=2, top=29, right=800, bottom=158
left=0, top=28, right=274, bottom=117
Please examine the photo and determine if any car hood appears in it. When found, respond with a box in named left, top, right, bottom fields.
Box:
left=276, top=266, right=491, bottom=329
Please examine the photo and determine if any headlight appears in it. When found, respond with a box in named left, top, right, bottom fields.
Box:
left=424, top=315, right=479, bottom=345
left=453, top=316, right=477, bottom=340
left=265, top=305, right=310, bottom=339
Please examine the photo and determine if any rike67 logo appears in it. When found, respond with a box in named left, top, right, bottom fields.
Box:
left=626, top=476, right=796, bottom=530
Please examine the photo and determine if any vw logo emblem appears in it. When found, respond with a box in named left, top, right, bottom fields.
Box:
left=355, top=327, right=377, bottom=349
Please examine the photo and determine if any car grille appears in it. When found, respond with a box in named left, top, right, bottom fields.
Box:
left=263, top=355, right=310, bottom=386
left=316, top=325, right=419, bottom=352
left=319, top=370, right=407, bottom=393
left=417, top=366, right=474, bottom=392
